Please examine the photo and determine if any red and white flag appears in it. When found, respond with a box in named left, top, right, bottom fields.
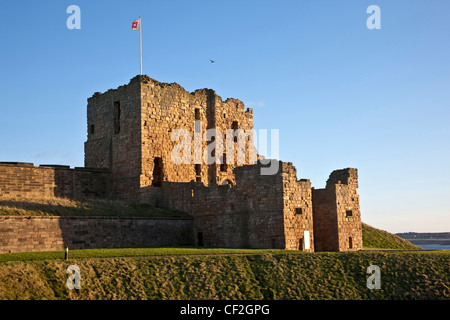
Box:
left=131, top=19, right=140, bottom=30
left=132, top=17, right=143, bottom=75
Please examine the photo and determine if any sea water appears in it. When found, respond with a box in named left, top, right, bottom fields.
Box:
left=416, top=244, right=450, bottom=250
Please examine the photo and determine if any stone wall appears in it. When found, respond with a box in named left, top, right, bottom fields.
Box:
left=332, top=169, right=363, bottom=251
left=0, top=216, right=194, bottom=253
left=312, top=168, right=363, bottom=252
left=160, top=161, right=316, bottom=251
left=0, top=162, right=110, bottom=201
left=311, top=188, right=339, bottom=251
left=139, top=77, right=256, bottom=191
left=85, top=78, right=142, bottom=201
left=281, top=163, right=314, bottom=251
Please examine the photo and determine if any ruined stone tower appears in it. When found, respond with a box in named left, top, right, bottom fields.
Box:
left=85, top=75, right=256, bottom=203
left=312, top=168, right=363, bottom=251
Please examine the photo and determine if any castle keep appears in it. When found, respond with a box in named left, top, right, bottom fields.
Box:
left=0, top=75, right=363, bottom=253
left=85, top=75, right=256, bottom=202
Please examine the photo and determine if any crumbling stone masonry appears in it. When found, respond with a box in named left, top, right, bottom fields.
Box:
left=0, top=75, right=363, bottom=252
left=312, top=168, right=363, bottom=252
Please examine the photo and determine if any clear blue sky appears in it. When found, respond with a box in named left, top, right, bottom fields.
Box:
left=1, top=0, right=449, bottom=233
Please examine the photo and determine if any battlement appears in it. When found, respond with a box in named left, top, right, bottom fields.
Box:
left=89, top=75, right=253, bottom=112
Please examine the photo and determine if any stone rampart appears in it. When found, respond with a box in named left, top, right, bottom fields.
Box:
left=0, top=215, right=193, bottom=253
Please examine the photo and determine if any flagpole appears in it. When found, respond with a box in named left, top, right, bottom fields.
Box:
left=139, top=16, right=142, bottom=75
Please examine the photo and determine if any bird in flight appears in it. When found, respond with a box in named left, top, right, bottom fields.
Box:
left=210, top=59, right=215, bottom=63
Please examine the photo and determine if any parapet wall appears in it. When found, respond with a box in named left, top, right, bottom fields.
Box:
left=0, top=162, right=111, bottom=201
left=0, top=216, right=194, bottom=253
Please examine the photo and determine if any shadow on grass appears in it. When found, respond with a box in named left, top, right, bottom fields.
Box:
left=0, top=199, right=189, bottom=218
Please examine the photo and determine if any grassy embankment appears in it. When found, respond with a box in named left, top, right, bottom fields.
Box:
left=362, top=223, right=422, bottom=250
left=0, top=248, right=448, bottom=300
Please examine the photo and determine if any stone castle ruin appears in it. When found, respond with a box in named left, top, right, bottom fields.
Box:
left=0, top=75, right=362, bottom=253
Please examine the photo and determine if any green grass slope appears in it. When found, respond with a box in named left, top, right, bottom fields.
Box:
left=362, top=223, right=422, bottom=250
left=0, top=249, right=448, bottom=300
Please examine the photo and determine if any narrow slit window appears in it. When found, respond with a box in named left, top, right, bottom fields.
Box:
left=114, top=101, right=121, bottom=134
left=232, top=121, right=239, bottom=142
left=349, top=236, right=353, bottom=249
left=195, top=108, right=200, bottom=120
left=90, top=124, right=95, bottom=134
left=195, top=164, right=202, bottom=182
left=220, top=153, right=227, bottom=172
left=210, top=137, right=216, bottom=158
